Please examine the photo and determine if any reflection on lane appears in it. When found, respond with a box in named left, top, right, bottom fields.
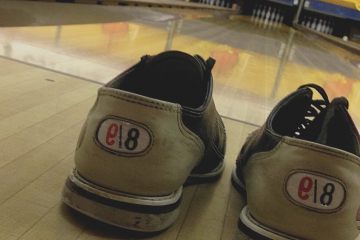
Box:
left=0, top=8, right=359, bottom=127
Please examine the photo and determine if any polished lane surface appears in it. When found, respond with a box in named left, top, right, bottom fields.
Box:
left=0, top=2, right=360, bottom=240
left=1, top=1, right=359, bottom=128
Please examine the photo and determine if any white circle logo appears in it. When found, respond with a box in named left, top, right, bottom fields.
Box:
left=96, top=116, right=153, bottom=156
left=285, top=170, right=346, bottom=212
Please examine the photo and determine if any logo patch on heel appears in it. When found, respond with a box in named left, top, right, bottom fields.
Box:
left=95, top=116, right=153, bottom=156
left=285, top=170, right=346, bottom=213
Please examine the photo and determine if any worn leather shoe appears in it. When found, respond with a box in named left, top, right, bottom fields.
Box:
left=62, top=51, right=226, bottom=233
left=232, top=84, right=360, bottom=240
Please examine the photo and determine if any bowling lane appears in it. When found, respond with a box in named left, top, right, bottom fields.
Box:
left=0, top=1, right=359, bottom=128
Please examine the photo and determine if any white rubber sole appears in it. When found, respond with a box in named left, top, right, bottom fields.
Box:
left=240, top=206, right=300, bottom=240
left=62, top=169, right=181, bottom=232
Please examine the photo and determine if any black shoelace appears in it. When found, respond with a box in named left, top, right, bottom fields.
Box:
left=294, top=84, right=330, bottom=137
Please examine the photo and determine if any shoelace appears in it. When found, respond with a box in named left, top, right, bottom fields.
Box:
left=294, top=84, right=330, bottom=137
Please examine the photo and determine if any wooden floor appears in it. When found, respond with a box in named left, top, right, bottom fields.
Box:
left=0, top=58, right=256, bottom=240
left=0, top=1, right=359, bottom=240
left=1, top=1, right=359, bottom=128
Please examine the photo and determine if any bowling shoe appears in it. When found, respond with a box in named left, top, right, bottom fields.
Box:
left=232, top=84, right=360, bottom=240
left=62, top=51, right=226, bottom=233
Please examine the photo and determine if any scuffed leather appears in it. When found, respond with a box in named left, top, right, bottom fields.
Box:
left=182, top=99, right=226, bottom=174
left=245, top=137, right=360, bottom=240
left=75, top=87, right=205, bottom=196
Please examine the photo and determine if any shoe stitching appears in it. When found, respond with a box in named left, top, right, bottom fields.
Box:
left=99, top=89, right=178, bottom=112
left=248, top=138, right=360, bottom=168
left=210, top=142, right=224, bottom=158
left=284, top=138, right=360, bottom=166
left=177, top=110, right=205, bottom=153
left=205, top=123, right=225, bottom=159
left=215, top=115, right=226, bottom=157
left=246, top=140, right=282, bottom=162
left=99, top=88, right=206, bottom=155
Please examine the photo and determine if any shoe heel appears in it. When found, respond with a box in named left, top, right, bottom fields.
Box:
left=239, top=206, right=296, bottom=240
left=62, top=169, right=181, bottom=233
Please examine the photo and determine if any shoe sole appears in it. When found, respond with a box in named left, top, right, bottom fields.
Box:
left=63, top=161, right=224, bottom=233
left=239, top=206, right=300, bottom=240
left=62, top=169, right=181, bottom=232
left=232, top=170, right=298, bottom=240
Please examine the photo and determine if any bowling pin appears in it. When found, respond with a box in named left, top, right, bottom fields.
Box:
left=256, top=5, right=262, bottom=18
left=269, top=8, right=276, bottom=28
left=311, top=18, right=317, bottom=30
left=270, top=8, right=276, bottom=22
left=301, top=17, right=306, bottom=26
left=320, top=20, right=327, bottom=33
left=251, top=5, right=257, bottom=20
left=254, top=5, right=261, bottom=25
left=274, top=10, right=281, bottom=27
left=261, top=5, right=266, bottom=20
left=279, top=14, right=284, bottom=24
left=306, top=17, right=311, bottom=28
left=258, top=6, right=265, bottom=26
left=264, top=7, right=271, bottom=26
left=316, top=19, right=322, bottom=32
left=324, top=21, right=330, bottom=34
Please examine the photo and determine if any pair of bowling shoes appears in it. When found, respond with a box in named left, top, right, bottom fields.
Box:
left=62, top=51, right=360, bottom=240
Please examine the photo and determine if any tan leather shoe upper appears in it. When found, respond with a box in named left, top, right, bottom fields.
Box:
left=75, top=51, right=226, bottom=196
left=233, top=84, right=360, bottom=240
